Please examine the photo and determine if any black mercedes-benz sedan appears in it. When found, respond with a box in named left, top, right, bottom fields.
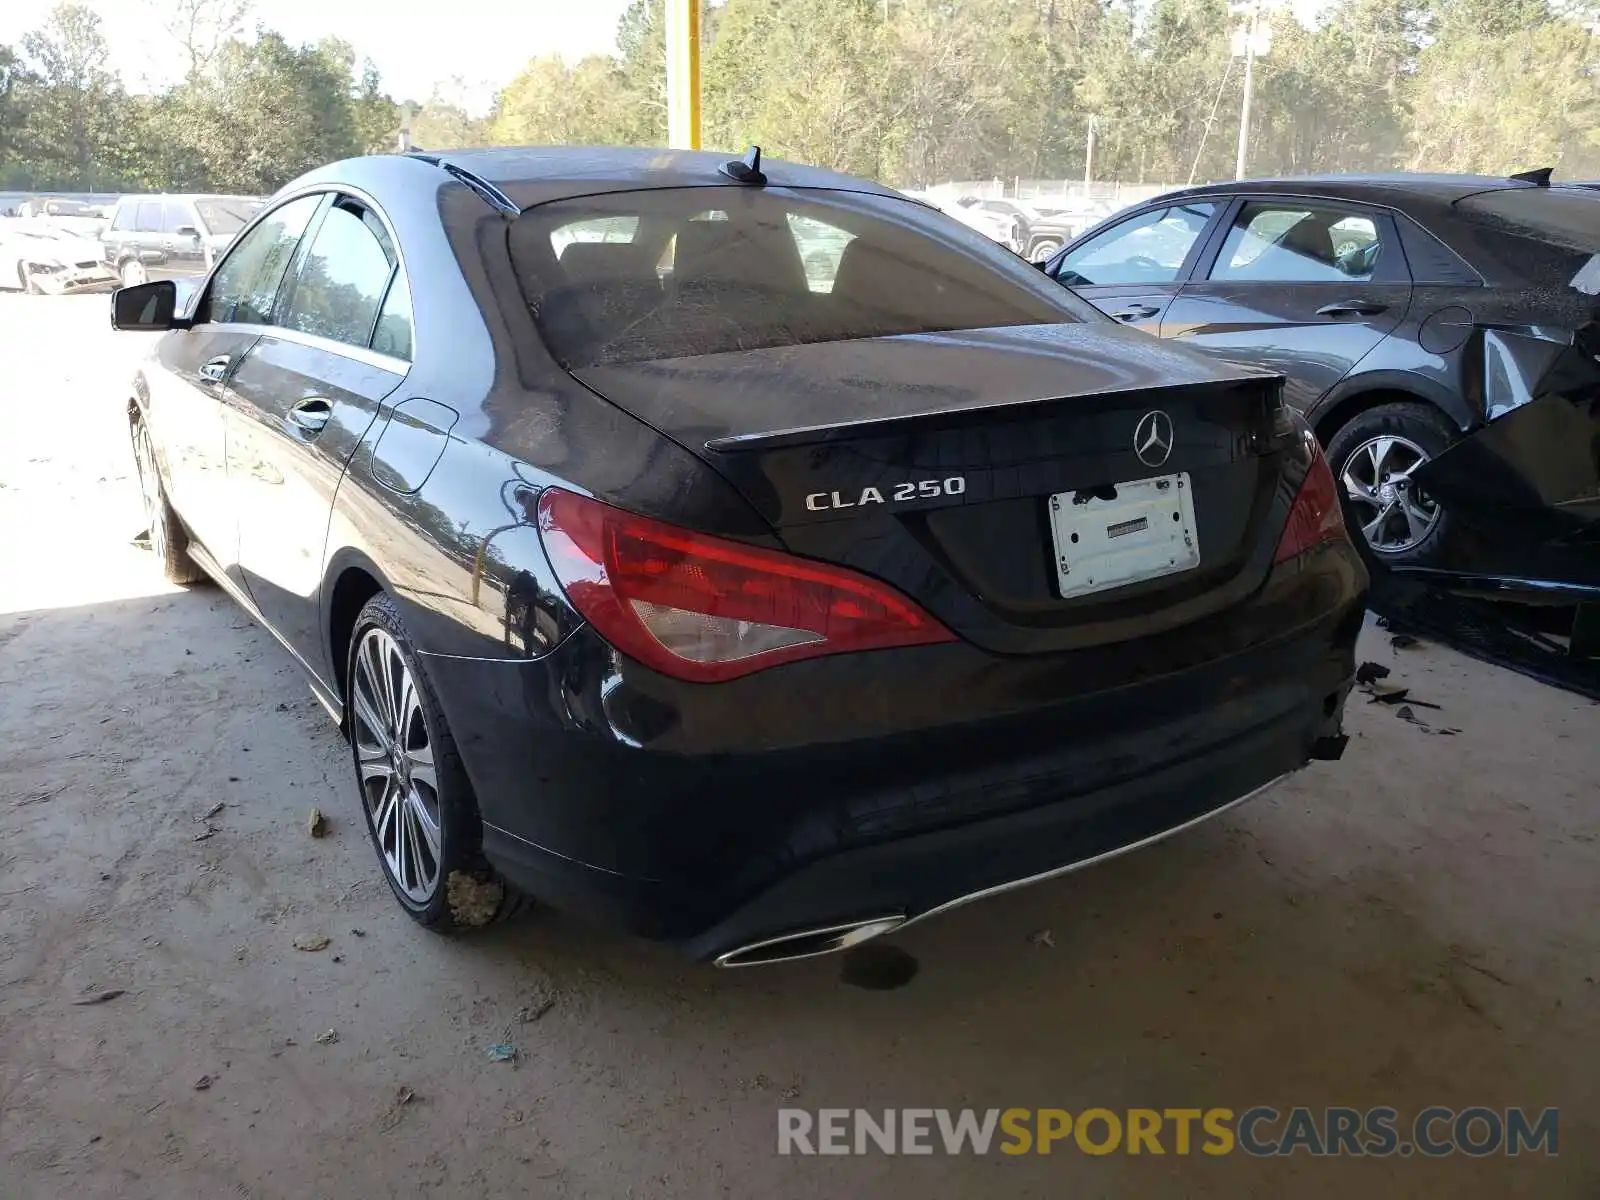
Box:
left=113, top=147, right=1366, bottom=965
left=1043, top=174, right=1600, bottom=605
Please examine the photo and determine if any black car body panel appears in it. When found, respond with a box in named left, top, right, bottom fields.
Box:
left=117, top=147, right=1367, bottom=961
left=1045, top=174, right=1600, bottom=599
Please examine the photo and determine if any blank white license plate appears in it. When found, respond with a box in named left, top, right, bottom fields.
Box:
left=1048, top=472, right=1200, bottom=599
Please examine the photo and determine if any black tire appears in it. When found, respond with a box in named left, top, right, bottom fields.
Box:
left=1325, top=400, right=1458, bottom=569
left=22, top=265, right=43, bottom=295
left=345, top=593, right=531, bottom=932
left=130, top=410, right=206, bottom=584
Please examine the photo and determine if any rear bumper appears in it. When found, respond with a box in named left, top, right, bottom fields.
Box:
left=431, top=541, right=1366, bottom=959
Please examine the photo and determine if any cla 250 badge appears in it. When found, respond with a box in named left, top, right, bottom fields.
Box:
left=805, top=476, right=967, bottom=511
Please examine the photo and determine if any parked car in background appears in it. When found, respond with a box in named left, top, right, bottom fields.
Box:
left=102, top=193, right=263, bottom=286
left=110, top=147, right=1363, bottom=964
left=1043, top=173, right=1600, bottom=604
left=0, top=220, right=118, bottom=293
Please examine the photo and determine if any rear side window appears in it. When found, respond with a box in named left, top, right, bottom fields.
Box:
left=371, top=271, right=413, bottom=359
left=205, top=193, right=322, bottom=325
left=509, top=186, right=1092, bottom=368
left=279, top=199, right=399, bottom=348
left=1211, top=203, right=1384, bottom=283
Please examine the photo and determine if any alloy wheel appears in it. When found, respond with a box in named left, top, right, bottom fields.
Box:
left=350, top=628, right=443, bottom=904
left=133, top=420, right=167, bottom=564
left=1339, top=434, right=1441, bottom=555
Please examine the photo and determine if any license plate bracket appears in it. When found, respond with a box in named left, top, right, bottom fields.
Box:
left=1048, top=472, right=1200, bottom=599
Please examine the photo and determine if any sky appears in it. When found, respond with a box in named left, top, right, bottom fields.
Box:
left=0, top=0, right=636, bottom=112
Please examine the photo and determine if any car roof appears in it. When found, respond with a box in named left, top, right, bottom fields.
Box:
left=1148, top=174, right=1559, bottom=211
left=295, top=146, right=907, bottom=210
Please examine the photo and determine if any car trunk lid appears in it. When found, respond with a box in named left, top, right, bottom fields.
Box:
left=571, top=323, right=1290, bottom=654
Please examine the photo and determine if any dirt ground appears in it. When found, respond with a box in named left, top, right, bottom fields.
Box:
left=1, top=295, right=1597, bottom=1199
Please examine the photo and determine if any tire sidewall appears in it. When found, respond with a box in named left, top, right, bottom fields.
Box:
left=1325, top=402, right=1457, bottom=569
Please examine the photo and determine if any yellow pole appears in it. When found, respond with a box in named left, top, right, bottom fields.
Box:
left=665, top=0, right=701, bottom=150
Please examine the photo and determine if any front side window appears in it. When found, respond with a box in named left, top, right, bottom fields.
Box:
left=278, top=198, right=399, bottom=347
left=204, top=193, right=322, bottom=326
left=134, top=200, right=162, bottom=233
left=1211, top=203, right=1383, bottom=283
left=1055, top=204, right=1216, bottom=286
left=511, top=186, right=1093, bottom=368
left=110, top=204, right=134, bottom=232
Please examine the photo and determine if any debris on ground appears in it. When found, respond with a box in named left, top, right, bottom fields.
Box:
left=314, top=1029, right=339, bottom=1045
left=487, top=1043, right=519, bottom=1064
left=192, top=827, right=215, bottom=842
left=1365, top=681, right=1410, bottom=704
left=193, top=1075, right=213, bottom=1091
left=1390, top=633, right=1420, bottom=650
left=198, top=801, right=224, bottom=821
left=1354, top=661, right=1391, bottom=685
left=446, top=871, right=504, bottom=927
left=395, top=1086, right=415, bottom=1105
left=350, top=928, right=366, bottom=938
left=1029, top=929, right=1056, bottom=949
left=514, top=991, right=556, bottom=1025
left=70, top=989, right=125, bottom=1006
left=307, top=808, right=329, bottom=838
left=292, top=933, right=331, bottom=952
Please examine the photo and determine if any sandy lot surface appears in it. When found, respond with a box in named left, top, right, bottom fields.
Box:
left=1, top=296, right=1597, bottom=1198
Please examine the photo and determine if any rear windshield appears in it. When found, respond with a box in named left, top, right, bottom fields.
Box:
left=509, top=186, right=1095, bottom=367
left=1456, top=188, right=1600, bottom=252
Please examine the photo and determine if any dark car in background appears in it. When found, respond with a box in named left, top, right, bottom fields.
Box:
left=111, top=147, right=1365, bottom=965
left=102, top=193, right=263, bottom=286
left=1044, top=174, right=1600, bottom=605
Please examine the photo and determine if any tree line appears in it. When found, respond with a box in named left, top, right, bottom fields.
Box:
left=2, top=0, right=1597, bottom=197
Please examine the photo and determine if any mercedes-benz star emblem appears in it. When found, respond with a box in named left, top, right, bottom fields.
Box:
left=1133, top=410, right=1174, bottom=469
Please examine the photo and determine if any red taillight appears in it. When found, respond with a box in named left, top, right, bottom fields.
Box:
left=1273, top=439, right=1347, bottom=564
left=536, top=488, right=957, bottom=682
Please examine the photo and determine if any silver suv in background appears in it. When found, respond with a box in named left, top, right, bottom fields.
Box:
left=101, top=194, right=262, bottom=286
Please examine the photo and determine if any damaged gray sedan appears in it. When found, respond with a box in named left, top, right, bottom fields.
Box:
left=1043, top=171, right=1600, bottom=606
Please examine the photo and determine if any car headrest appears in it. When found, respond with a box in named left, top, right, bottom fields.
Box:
left=559, top=240, right=653, bottom=286
left=1278, top=217, right=1335, bottom=265
left=671, top=220, right=805, bottom=293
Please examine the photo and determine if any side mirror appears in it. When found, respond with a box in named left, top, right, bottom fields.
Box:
left=175, top=225, right=200, bottom=238
left=111, top=280, right=183, bottom=331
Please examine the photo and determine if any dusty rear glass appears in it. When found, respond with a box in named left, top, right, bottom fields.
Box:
left=1456, top=188, right=1600, bottom=252
left=509, top=186, right=1096, bottom=367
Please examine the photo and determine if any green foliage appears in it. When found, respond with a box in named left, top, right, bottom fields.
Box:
left=2, top=0, right=1598, bottom=195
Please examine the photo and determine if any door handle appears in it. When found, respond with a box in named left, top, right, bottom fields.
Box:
left=286, top=398, right=333, bottom=437
left=1110, top=303, right=1160, bottom=322
left=198, top=355, right=230, bottom=384
left=1316, top=300, right=1388, bottom=317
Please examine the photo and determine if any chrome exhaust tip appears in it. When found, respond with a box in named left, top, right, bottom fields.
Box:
left=713, top=916, right=905, bottom=968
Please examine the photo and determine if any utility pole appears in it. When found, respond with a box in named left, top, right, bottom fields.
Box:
left=1084, top=115, right=1096, bottom=187
left=1230, top=1, right=1271, bottom=180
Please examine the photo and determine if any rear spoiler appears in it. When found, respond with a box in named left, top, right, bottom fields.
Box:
left=703, top=377, right=1282, bottom=454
